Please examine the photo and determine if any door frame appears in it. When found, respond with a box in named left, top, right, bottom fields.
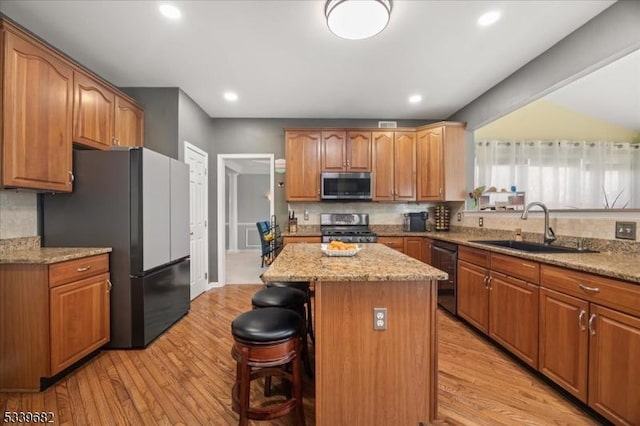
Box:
left=184, top=141, right=209, bottom=297
left=217, top=153, right=274, bottom=287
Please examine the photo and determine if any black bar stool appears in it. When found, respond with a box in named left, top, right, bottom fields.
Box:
left=251, top=287, right=313, bottom=378
left=231, top=307, right=305, bottom=426
left=264, top=281, right=314, bottom=343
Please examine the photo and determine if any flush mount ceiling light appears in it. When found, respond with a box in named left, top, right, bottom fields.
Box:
left=325, top=0, right=392, bottom=40
left=477, top=10, right=501, bottom=27
left=408, top=94, right=422, bottom=104
left=224, top=91, right=238, bottom=102
left=159, top=4, right=181, bottom=20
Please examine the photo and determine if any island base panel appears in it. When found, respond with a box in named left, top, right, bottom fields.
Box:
left=315, top=280, right=438, bottom=425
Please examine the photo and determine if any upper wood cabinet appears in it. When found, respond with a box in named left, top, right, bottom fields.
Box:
left=321, top=130, right=371, bottom=172
left=74, top=72, right=144, bottom=149
left=73, top=70, right=115, bottom=149
left=1, top=24, right=74, bottom=192
left=115, top=96, right=144, bottom=147
left=416, top=122, right=466, bottom=201
left=285, top=131, right=321, bottom=201
left=372, top=131, right=416, bottom=201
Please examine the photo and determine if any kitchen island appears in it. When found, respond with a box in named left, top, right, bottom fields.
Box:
left=262, top=243, right=447, bottom=426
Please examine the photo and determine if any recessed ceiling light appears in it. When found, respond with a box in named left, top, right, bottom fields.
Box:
left=224, top=92, right=239, bottom=102
left=159, top=4, right=181, bottom=20
left=409, top=94, right=422, bottom=104
left=477, top=11, right=501, bottom=27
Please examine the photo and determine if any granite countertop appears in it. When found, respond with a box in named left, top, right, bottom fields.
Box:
left=261, top=243, right=447, bottom=282
left=0, top=247, right=112, bottom=265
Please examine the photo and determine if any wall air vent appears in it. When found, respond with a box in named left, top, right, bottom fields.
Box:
left=378, top=121, right=397, bottom=128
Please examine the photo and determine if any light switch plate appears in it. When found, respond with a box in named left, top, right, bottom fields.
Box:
left=615, top=221, right=636, bottom=240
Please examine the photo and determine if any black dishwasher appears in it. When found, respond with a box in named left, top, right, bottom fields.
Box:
left=431, top=240, right=458, bottom=315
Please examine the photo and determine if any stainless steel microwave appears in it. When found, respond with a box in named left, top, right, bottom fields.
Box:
left=321, top=172, right=372, bottom=200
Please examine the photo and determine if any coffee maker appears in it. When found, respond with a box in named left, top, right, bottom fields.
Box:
left=403, top=212, right=428, bottom=232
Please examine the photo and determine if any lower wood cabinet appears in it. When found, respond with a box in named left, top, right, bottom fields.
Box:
left=457, top=259, right=490, bottom=334
left=403, top=237, right=431, bottom=263
left=540, top=264, right=640, bottom=425
left=378, top=236, right=404, bottom=253
left=282, top=236, right=321, bottom=245
left=0, top=253, right=110, bottom=391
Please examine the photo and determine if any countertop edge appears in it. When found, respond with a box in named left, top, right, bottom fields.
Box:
left=0, top=247, right=112, bottom=265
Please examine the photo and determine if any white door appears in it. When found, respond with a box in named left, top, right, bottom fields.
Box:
left=184, top=142, right=208, bottom=300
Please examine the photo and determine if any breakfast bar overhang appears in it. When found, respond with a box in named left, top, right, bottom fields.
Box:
left=262, top=243, right=448, bottom=425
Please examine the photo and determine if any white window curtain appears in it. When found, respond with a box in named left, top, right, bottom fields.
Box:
left=475, top=140, right=639, bottom=209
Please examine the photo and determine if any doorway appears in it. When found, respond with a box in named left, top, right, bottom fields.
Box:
left=217, top=154, right=274, bottom=286
left=184, top=142, right=209, bottom=300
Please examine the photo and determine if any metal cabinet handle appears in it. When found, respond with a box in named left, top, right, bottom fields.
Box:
left=107, top=279, right=112, bottom=293
left=588, top=313, right=596, bottom=335
left=68, top=171, right=75, bottom=183
left=579, top=283, right=600, bottom=293
left=487, top=276, right=493, bottom=290
left=112, top=137, right=116, bottom=146
left=483, top=276, right=489, bottom=289
left=76, top=265, right=91, bottom=272
left=578, top=310, right=586, bottom=331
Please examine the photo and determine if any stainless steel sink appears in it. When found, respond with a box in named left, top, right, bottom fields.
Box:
left=469, top=240, right=598, bottom=254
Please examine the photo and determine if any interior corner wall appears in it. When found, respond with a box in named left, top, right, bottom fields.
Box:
left=178, top=90, right=212, bottom=161
left=121, top=87, right=180, bottom=159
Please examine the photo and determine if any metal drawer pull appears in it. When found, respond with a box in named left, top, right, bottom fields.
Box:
left=76, top=265, right=91, bottom=272
left=579, top=283, right=600, bottom=293
left=588, top=314, right=596, bottom=335
left=578, top=310, right=586, bottom=331
left=107, top=279, right=112, bottom=292
left=521, top=263, right=536, bottom=268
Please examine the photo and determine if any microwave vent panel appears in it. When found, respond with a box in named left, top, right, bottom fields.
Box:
left=378, top=121, right=397, bottom=128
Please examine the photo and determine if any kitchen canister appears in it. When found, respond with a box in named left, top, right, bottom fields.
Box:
left=434, top=205, right=450, bottom=231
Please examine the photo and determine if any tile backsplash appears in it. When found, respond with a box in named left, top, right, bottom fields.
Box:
left=288, top=202, right=436, bottom=225
left=0, top=191, right=38, bottom=239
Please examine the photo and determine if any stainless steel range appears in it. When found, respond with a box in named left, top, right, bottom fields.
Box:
left=320, top=213, right=378, bottom=243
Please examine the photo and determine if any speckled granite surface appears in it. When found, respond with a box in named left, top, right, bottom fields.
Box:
left=0, top=246, right=112, bottom=264
left=262, top=243, right=447, bottom=282
left=277, top=226, right=639, bottom=284
left=0, top=236, right=41, bottom=255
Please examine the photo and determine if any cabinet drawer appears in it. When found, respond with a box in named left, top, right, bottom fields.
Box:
left=459, top=245, right=490, bottom=268
left=283, top=236, right=321, bottom=245
left=490, top=252, right=539, bottom=284
left=378, top=237, right=404, bottom=252
left=541, top=264, right=640, bottom=317
left=49, top=254, right=109, bottom=288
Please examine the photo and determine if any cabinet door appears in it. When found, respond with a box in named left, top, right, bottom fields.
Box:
left=393, top=132, right=416, bottom=201
left=115, top=96, right=144, bottom=147
left=347, top=131, right=371, bottom=171
left=50, top=272, right=110, bottom=374
left=371, top=131, right=395, bottom=201
left=321, top=130, right=346, bottom=171
left=416, top=127, right=443, bottom=201
left=457, top=260, right=489, bottom=334
left=285, top=131, right=321, bottom=201
left=489, top=272, right=539, bottom=368
left=588, top=304, right=640, bottom=425
left=378, top=237, right=404, bottom=252
left=3, top=31, right=73, bottom=192
left=539, top=287, right=589, bottom=402
left=404, top=237, right=423, bottom=261
left=73, top=71, right=115, bottom=149
left=422, top=238, right=432, bottom=265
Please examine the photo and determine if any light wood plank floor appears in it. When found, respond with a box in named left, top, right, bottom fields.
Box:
left=1, top=285, right=599, bottom=425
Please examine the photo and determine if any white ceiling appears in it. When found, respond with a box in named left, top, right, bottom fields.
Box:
left=0, top=0, right=616, bottom=120
left=545, top=48, right=640, bottom=131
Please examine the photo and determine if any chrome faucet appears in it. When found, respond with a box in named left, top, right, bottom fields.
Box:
left=521, top=202, right=556, bottom=245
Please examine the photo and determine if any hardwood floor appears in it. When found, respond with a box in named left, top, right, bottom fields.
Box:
left=0, top=285, right=599, bottom=425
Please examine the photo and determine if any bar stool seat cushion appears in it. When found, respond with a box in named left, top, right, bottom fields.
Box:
left=231, top=307, right=301, bottom=343
left=252, top=287, right=307, bottom=309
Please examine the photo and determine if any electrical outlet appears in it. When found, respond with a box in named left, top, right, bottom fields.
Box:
left=457, top=212, right=462, bottom=222
left=479, top=217, right=484, bottom=227
left=373, top=308, right=387, bottom=330
left=303, top=210, right=309, bottom=221
left=615, top=221, right=636, bottom=240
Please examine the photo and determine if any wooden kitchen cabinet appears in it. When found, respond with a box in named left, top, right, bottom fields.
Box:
left=416, top=122, right=466, bottom=201
left=321, top=130, right=371, bottom=172
left=285, top=130, right=322, bottom=201
left=539, top=264, right=640, bottom=424
left=378, top=237, right=404, bottom=253
left=404, top=237, right=431, bottom=264
left=73, top=70, right=116, bottom=149
left=1, top=22, right=73, bottom=192
left=457, top=259, right=490, bottom=334
left=0, top=253, right=110, bottom=391
left=115, top=95, right=144, bottom=147
left=372, top=131, right=416, bottom=201
left=282, top=236, right=322, bottom=245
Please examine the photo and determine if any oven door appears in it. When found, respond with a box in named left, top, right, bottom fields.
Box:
left=321, top=172, right=372, bottom=200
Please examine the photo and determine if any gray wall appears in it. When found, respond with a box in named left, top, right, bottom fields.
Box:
left=224, top=173, right=270, bottom=250
left=178, top=90, right=212, bottom=161
left=448, top=1, right=640, bottom=190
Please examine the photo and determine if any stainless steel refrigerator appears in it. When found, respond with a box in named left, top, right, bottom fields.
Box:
left=43, top=147, right=190, bottom=348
